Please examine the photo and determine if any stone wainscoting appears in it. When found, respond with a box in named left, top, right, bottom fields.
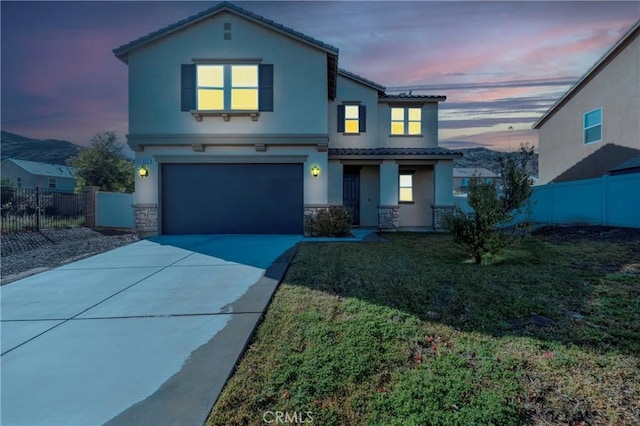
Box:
left=133, top=203, right=158, bottom=236
left=432, top=205, right=455, bottom=229
left=378, top=205, right=399, bottom=231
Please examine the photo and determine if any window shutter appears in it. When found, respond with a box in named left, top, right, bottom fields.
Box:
left=359, top=105, right=366, bottom=132
left=181, top=64, right=196, bottom=111
left=259, top=64, right=274, bottom=111
left=337, top=105, right=345, bottom=133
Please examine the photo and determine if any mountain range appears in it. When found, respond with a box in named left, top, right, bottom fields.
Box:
left=1, top=130, right=538, bottom=176
left=1, top=131, right=82, bottom=165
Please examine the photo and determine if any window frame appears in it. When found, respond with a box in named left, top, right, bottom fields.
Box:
left=344, top=105, right=360, bottom=134
left=195, top=63, right=260, bottom=112
left=583, top=107, right=602, bottom=145
left=399, top=172, right=414, bottom=203
left=390, top=107, right=422, bottom=136
left=48, top=178, right=56, bottom=189
left=196, top=65, right=225, bottom=111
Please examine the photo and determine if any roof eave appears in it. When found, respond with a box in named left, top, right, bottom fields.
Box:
left=533, top=20, right=640, bottom=129
left=114, top=2, right=339, bottom=63
left=337, top=68, right=386, bottom=93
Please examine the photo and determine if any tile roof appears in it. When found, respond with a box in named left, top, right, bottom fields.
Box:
left=379, top=93, right=447, bottom=102
left=5, top=158, right=74, bottom=178
left=113, top=1, right=339, bottom=62
left=328, top=147, right=463, bottom=157
left=337, top=68, right=386, bottom=93
left=453, top=167, right=499, bottom=178
left=533, top=20, right=640, bottom=129
left=609, top=155, right=640, bottom=172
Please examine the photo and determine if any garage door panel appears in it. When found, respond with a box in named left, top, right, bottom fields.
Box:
left=162, top=164, right=303, bottom=234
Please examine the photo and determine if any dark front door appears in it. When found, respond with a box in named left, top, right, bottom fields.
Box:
left=343, top=171, right=360, bottom=225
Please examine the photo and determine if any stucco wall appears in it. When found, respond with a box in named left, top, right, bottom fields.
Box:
left=377, top=102, right=439, bottom=148
left=127, top=12, right=328, bottom=136
left=133, top=146, right=328, bottom=207
left=328, top=76, right=379, bottom=148
left=538, top=35, right=640, bottom=184
left=398, top=167, right=434, bottom=227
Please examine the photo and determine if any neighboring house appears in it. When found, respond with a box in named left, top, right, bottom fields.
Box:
left=0, top=158, right=76, bottom=192
left=453, top=167, right=499, bottom=193
left=533, top=20, right=640, bottom=184
left=113, top=1, right=462, bottom=235
left=609, top=155, right=640, bottom=176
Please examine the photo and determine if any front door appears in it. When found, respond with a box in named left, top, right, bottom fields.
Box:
left=343, top=171, right=360, bottom=226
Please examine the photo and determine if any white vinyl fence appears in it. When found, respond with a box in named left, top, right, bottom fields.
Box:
left=454, top=173, right=640, bottom=228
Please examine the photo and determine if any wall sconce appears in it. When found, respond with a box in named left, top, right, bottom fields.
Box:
left=311, top=165, right=320, bottom=177
left=138, top=166, right=149, bottom=178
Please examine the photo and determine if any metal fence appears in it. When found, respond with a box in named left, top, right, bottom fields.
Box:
left=0, top=186, right=86, bottom=232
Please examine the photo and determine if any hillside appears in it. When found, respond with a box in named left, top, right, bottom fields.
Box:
left=1, top=131, right=82, bottom=165
left=454, top=147, right=539, bottom=176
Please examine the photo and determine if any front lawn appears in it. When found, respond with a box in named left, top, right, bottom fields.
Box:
left=208, top=229, right=640, bottom=425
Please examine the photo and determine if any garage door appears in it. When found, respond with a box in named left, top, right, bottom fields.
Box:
left=161, top=163, right=303, bottom=234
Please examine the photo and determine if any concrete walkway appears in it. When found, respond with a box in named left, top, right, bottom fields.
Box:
left=1, top=235, right=301, bottom=426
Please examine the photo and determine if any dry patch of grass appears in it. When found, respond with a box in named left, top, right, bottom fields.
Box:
left=209, top=229, right=640, bottom=425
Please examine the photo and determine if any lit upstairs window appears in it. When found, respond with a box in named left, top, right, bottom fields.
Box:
left=344, top=105, right=359, bottom=133
left=231, top=65, right=258, bottom=110
left=391, top=107, right=421, bottom=135
left=197, top=65, right=224, bottom=110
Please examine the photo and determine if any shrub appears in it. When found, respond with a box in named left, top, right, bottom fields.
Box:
left=305, top=206, right=352, bottom=237
left=442, top=144, right=534, bottom=264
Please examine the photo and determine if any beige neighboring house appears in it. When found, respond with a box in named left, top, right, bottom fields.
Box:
left=453, top=168, right=499, bottom=193
left=533, top=20, right=640, bottom=184
left=113, top=1, right=462, bottom=235
left=0, top=158, right=76, bottom=192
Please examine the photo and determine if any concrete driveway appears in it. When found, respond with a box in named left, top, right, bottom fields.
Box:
left=1, top=234, right=302, bottom=426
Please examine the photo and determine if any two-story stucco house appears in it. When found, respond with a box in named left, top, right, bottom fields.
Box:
left=114, top=2, right=461, bottom=235
left=533, top=20, right=640, bottom=185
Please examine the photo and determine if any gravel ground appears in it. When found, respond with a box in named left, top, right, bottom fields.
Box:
left=1, top=228, right=138, bottom=285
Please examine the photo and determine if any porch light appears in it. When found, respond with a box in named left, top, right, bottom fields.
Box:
left=311, top=165, right=320, bottom=177
left=138, top=166, right=149, bottom=178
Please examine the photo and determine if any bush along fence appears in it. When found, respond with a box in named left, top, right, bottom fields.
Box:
left=0, top=186, right=86, bottom=232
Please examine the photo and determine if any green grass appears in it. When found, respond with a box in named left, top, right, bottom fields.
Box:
left=208, top=232, right=640, bottom=425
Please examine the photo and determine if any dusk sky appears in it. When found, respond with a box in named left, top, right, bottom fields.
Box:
left=1, top=1, right=639, bottom=152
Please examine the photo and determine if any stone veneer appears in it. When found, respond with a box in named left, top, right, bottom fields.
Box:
left=432, top=205, right=455, bottom=229
left=133, top=203, right=159, bottom=236
left=83, top=186, right=100, bottom=228
left=378, top=205, right=399, bottom=231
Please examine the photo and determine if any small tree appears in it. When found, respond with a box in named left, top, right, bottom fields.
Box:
left=67, top=131, right=134, bottom=192
left=442, top=144, right=534, bottom=264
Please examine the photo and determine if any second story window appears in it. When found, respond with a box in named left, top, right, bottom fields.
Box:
left=183, top=63, right=273, bottom=116
left=337, top=104, right=366, bottom=134
left=391, top=107, right=421, bottom=135
left=197, top=65, right=224, bottom=110
left=231, top=65, right=258, bottom=110
left=584, top=107, right=602, bottom=144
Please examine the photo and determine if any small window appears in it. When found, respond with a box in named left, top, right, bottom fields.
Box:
left=391, top=107, right=421, bottom=135
left=197, top=65, right=224, bottom=110
left=48, top=178, right=56, bottom=189
left=399, top=173, right=413, bottom=202
left=344, top=105, right=359, bottom=133
left=584, top=108, right=602, bottom=144
left=231, top=65, right=258, bottom=110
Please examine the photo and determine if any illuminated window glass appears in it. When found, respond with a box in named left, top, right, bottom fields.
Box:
left=391, top=107, right=421, bottom=135
left=231, top=65, right=258, bottom=110
left=391, top=108, right=405, bottom=135
left=344, top=105, right=359, bottom=133
left=399, top=173, right=413, bottom=202
left=197, top=65, right=224, bottom=110
left=408, top=108, right=421, bottom=135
